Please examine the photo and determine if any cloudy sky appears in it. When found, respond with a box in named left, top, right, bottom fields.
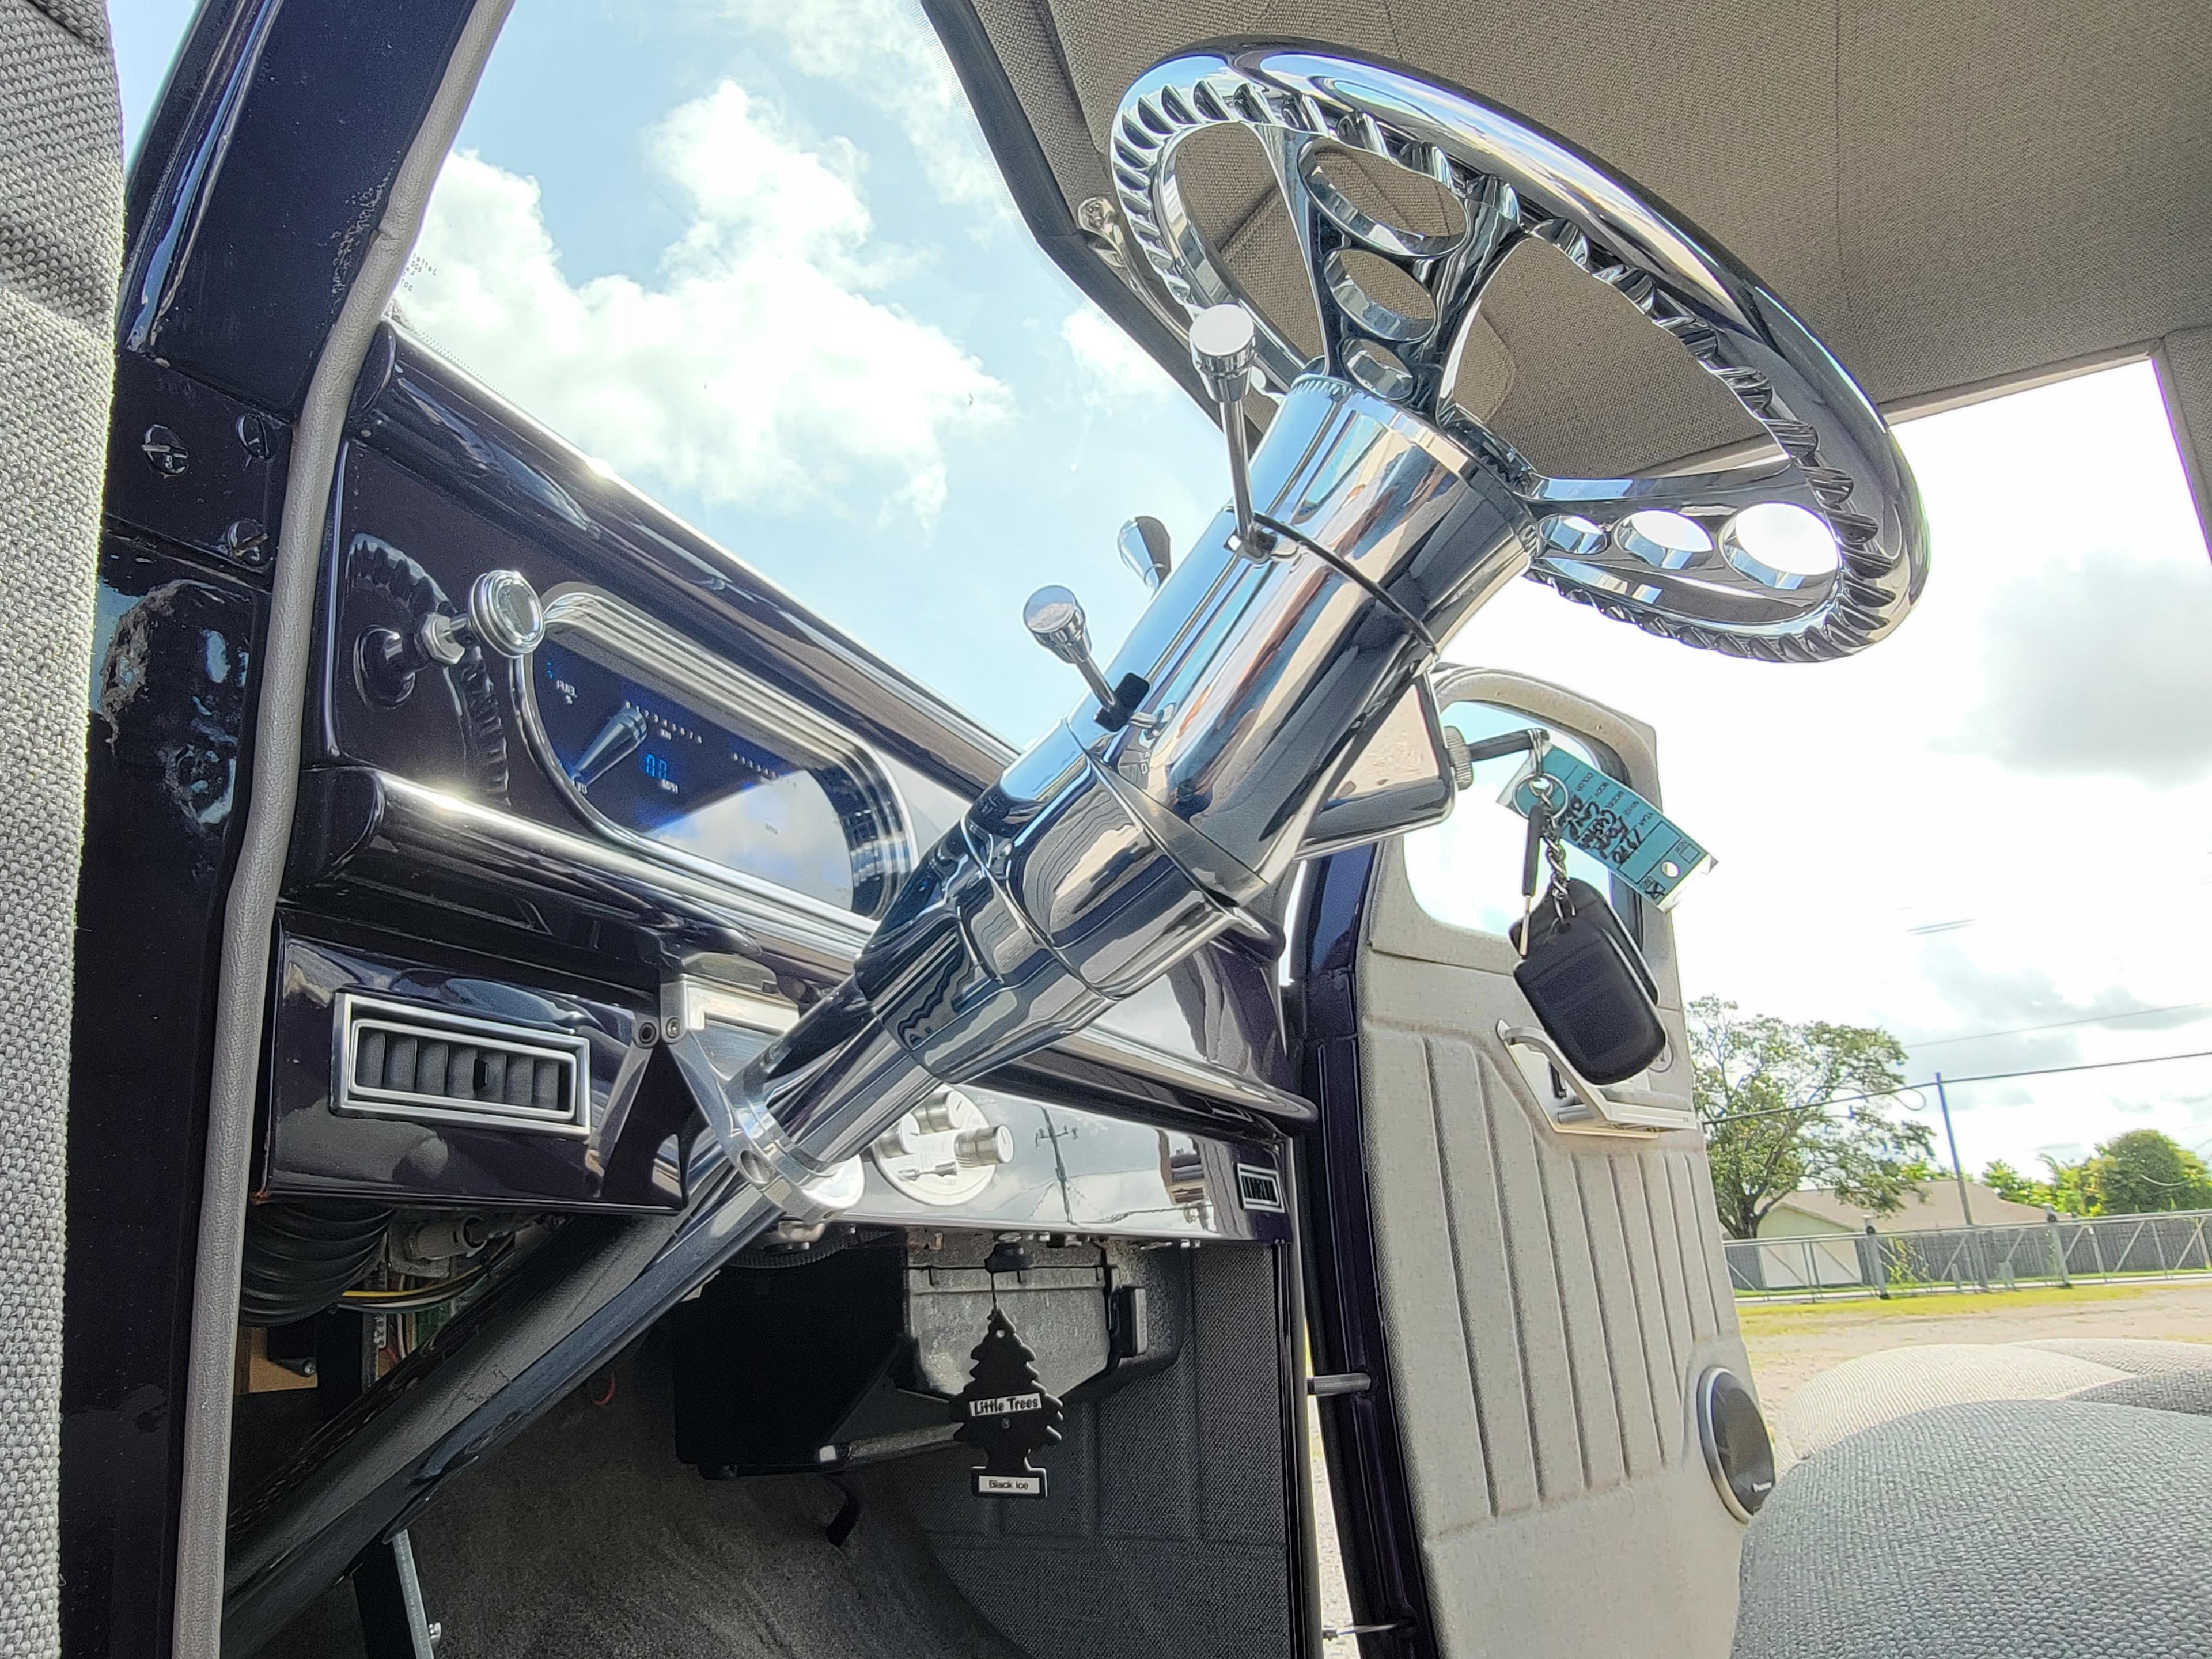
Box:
left=112, top=0, right=2212, bottom=1181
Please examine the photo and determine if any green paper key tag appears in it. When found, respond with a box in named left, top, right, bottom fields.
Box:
left=1501, top=747, right=1714, bottom=910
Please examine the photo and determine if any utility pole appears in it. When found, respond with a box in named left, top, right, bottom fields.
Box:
left=1934, top=1073, right=1986, bottom=1290
left=1935, top=1072, right=1975, bottom=1226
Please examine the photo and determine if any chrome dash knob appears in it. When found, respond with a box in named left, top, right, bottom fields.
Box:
left=953, top=1124, right=1015, bottom=1169
left=421, top=569, right=544, bottom=664
left=468, top=569, right=546, bottom=657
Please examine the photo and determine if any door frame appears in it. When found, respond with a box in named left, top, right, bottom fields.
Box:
left=1294, top=839, right=1442, bottom=1659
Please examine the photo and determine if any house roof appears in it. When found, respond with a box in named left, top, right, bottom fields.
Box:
left=1773, top=1181, right=2050, bottom=1233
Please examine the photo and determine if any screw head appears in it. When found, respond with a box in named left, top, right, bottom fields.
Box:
left=141, top=425, right=189, bottom=476
left=235, top=412, right=275, bottom=460
left=219, top=518, right=270, bottom=566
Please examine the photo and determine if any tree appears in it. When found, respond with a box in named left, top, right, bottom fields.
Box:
left=1690, top=996, right=1934, bottom=1240
left=1980, top=1153, right=2101, bottom=1216
left=1981, top=1158, right=2041, bottom=1207
left=2086, top=1129, right=2212, bottom=1214
left=1981, top=1133, right=2212, bottom=1215
left=2041, top=1154, right=2101, bottom=1217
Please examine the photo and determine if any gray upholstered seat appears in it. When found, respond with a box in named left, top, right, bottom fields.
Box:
left=1780, top=1337, right=2212, bottom=1459
left=1736, top=1343, right=2212, bottom=1659
left=1734, top=1399, right=2212, bottom=1659
left=0, top=1, right=121, bottom=1653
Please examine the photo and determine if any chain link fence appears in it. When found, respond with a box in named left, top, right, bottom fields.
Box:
left=1726, top=1209, right=2212, bottom=1300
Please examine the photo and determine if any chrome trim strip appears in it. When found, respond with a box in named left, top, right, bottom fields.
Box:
left=513, top=586, right=915, bottom=919
left=325, top=771, right=1306, bottom=1120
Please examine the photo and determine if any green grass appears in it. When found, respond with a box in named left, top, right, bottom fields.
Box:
left=1736, top=1281, right=2159, bottom=1330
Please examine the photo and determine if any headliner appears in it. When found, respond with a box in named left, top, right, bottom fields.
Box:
left=938, top=0, right=2212, bottom=536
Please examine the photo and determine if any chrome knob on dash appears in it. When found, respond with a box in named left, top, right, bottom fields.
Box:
left=910, top=1096, right=964, bottom=1135
left=421, top=569, right=545, bottom=665
left=869, top=1090, right=1013, bottom=1206
left=953, top=1124, right=1015, bottom=1170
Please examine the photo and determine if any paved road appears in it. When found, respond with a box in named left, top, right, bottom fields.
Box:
left=1738, top=1277, right=2212, bottom=1422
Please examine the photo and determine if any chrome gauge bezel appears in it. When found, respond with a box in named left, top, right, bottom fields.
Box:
left=514, top=586, right=916, bottom=922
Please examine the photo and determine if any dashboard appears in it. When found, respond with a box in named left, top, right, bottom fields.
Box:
left=274, top=328, right=1303, bottom=1222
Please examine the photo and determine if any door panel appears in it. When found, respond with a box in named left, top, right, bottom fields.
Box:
left=1355, top=668, right=1752, bottom=1657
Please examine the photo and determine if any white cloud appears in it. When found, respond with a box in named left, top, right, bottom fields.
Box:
left=395, top=82, right=1009, bottom=525
left=1943, top=543, right=2212, bottom=786
left=717, top=0, right=1011, bottom=214
left=1061, top=304, right=1177, bottom=408
left=1433, top=361, right=2212, bottom=1175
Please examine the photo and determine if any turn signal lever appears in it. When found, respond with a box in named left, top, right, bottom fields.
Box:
left=1023, top=585, right=1152, bottom=730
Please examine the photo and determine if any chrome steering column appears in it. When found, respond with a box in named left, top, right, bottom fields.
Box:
left=681, top=373, right=1533, bottom=1196
left=678, top=45, right=1930, bottom=1210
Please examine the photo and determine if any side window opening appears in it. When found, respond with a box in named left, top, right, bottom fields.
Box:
left=1403, top=699, right=1641, bottom=942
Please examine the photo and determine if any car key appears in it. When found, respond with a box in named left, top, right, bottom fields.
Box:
left=1510, top=784, right=1668, bottom=1086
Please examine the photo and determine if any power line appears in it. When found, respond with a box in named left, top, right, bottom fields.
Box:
left=1902, top=997, right=2212, bottom=1050
left=1852, top=1047, right=2212, bottom=1103
left=1703, top=1045, right=2212, bottom=1126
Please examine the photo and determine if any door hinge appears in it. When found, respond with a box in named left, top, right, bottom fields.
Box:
left=1306, top=1372, right=1373, bottom=1397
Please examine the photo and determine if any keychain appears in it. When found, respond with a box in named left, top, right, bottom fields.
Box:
left=1510, top=774, right=1668, bottom=1086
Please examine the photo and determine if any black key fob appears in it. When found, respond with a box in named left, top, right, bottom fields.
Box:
left=1512, top=880, right=1667, bottom=1086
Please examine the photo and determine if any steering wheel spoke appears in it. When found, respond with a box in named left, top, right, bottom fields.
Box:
left=1114, top=48, right=1928, bottom=660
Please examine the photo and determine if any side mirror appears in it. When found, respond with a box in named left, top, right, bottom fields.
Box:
left=1116, top=515, right=1172, bottom=592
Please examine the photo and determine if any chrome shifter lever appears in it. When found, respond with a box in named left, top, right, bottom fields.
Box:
left=1116, top=515, right=1172, bottom=592
left=1187, top=304, right=1272, bottom=556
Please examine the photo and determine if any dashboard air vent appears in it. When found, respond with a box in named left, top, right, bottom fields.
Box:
left=1235, top=1163, right=1285, bottom=1213
left=336, top=993, right=591, bottom=1138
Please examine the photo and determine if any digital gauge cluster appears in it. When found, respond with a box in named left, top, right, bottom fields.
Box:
left=518, top=591, right=917, bottom=918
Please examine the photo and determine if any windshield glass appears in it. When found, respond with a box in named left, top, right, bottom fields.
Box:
left=387, top=0, right=1222, bottom=745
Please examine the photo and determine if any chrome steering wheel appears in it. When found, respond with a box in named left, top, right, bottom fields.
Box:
left=1112, top=48, right=1929, bottom=661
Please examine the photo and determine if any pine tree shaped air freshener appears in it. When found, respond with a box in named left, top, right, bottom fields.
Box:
left=953, top=1306, right=1064, bottom=1498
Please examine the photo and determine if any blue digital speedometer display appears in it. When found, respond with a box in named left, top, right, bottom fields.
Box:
left=533, top=638, right=869, bottom=913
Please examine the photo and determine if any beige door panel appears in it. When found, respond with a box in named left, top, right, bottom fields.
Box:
left=1352, top=666, right=1753, bottom=1658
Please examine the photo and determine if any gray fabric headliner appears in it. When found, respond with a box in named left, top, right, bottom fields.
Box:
left=967, top=0, right=2212, bottom=518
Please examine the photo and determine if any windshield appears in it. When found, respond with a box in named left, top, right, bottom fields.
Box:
left=385, top=0, right=1223, bottom=745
